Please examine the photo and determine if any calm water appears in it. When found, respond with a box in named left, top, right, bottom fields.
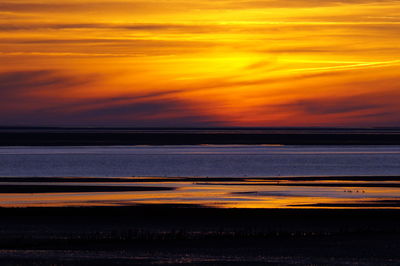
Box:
left=0, top=145, right=400, bottom=177
left=1, top=145, right=400, bottom=208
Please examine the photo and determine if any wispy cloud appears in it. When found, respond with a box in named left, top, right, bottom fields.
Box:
left=0, top=70, right=222, bottom=126
left=0, top=0, right=399, bottom=126
left=0, top=70, right=95, bottom=98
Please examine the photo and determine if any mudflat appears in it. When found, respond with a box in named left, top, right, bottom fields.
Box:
left=0, top=206, right=399, bottom=265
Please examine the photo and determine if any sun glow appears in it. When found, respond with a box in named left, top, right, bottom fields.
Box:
left=1, top=0, right=399, bottom=126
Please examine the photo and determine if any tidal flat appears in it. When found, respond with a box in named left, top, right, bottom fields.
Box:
left=0, top=206, right=400, bottom=265
left=0, top=176, right=400, bottom=208
left=0, top=143, right=399, bottom=264
left=0, top=175, right=399, bottom=264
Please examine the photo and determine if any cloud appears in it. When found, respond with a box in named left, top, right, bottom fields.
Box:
left=71, top=99, right=220, bottom=126
left=0, top=98, right=221, bottom=127
left=1, top=0, right=397, bottom=14
left=287, top=96, right=382, bottom=115
left=223, top=0, right=395, bottom=9
left=0, top=22, right=222, bottom=33
left=0, top=70, right=221, bottom=127
left=0, top=37, right=214, bottom=47
left=2, top=20, right=399, bottom=33
left=79, top=100, right=182, bottom=117
left=0, top=2, right=168, bottom=13
left=0, top=70, right=96, bottom=99
left=1, top=0, right=399, bottom=127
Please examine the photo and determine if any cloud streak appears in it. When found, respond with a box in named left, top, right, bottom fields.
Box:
left=0, top=0, right=399, bottom=126
left=0, top=70, right=222, bottom=126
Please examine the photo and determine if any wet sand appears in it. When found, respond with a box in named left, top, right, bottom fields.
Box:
left=0, top=175, right=399, bottom=264
left=0, top=176, right=400, bottom=208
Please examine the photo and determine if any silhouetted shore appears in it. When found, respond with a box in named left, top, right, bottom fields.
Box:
left=1, top=127, right=400, bottom=145
left=0, top=206, right=399, bottom=265
left=0, top=185, right=174, bottom=193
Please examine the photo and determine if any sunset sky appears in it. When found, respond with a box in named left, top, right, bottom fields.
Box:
left=1, top=0, right=400, bottom=127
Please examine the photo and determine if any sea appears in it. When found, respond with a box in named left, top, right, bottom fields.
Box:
left=0, top=145, right=399, bottom=177
left=0, top=145, right=400, bottom=208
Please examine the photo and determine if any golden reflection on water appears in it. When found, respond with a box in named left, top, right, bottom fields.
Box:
left=0, top=180, right=400, bottom=209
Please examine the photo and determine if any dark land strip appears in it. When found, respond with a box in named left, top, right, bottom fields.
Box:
left=1, top=131, right=400, bottom=145
left=196, top=182, right=400, bottom=187
left=0, top=185, right=174, bottom=193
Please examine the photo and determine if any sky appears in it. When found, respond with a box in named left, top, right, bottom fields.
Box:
left=1, top=0, right=400, bottom=127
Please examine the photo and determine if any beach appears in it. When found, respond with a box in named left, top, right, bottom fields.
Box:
left=0, top=134, right=400, bottom=264
left=0, top=175, right=399, bottom=264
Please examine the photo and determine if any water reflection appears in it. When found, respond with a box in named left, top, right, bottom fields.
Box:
left=0, top=177, right=399, bottom=208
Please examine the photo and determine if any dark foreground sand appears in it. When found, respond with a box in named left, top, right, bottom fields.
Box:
left=0, top=206, right=400, bottom=265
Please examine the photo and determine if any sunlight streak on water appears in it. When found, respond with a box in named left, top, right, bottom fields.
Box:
left=0, top=145, right=400, bottom=208
left=0, top=180, right=399, bottom=208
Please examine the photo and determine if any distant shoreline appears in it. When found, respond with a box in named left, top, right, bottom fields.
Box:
left=1, top=129, right=400, bottom=145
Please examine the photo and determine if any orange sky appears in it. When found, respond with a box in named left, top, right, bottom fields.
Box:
left=1, top=0, right=400, bottom=127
